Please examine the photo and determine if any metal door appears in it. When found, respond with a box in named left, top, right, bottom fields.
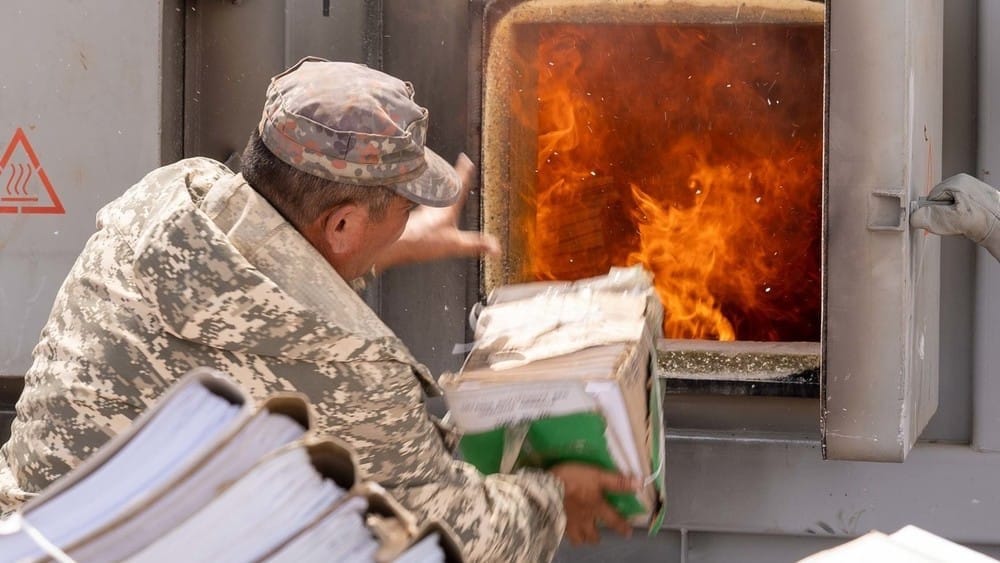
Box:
left=824, top=0, right=943, bottom=461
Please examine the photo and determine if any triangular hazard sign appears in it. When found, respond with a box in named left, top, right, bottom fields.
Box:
left=0, top=128, right=64, bottom=215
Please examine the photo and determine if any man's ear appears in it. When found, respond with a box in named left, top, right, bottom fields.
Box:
left=319, top=203, right=367, bottom=255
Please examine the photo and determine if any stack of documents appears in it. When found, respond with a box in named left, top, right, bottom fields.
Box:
left=0, top=368, right=463, bottom=563
left=799, top=526, right=998, bottom=562
left=442, top=266, right=666, bottom=529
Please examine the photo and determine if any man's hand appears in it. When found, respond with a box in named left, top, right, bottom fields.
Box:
left=549, top=463, right=640, bottom=546
left=910, top=173, right=1000, bottom=261
left=374, top=153, right=500, bottom=273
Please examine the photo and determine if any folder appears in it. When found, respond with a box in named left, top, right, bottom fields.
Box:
left=259, top=461, right=464, bottom=563
left=0, top=367, right=284, bottom=562
left=128, top=438, right=358, bottom=562
left=441, top=266, right=667, bottom=532
left=0, top=368, right=463, bottom=563
left=63, top=392, right=311, bottom=562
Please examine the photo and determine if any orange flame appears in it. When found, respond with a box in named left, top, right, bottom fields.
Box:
left=518, top=23, right=824, bottom=342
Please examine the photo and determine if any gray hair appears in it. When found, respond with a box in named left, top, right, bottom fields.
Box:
left=240, top=129, right=396, bottom=229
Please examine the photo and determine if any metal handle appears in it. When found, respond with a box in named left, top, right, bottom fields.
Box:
left=915, top=195, right=956, bottom=208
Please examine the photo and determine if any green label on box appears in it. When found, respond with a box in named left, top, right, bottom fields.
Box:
left=459, top=412, right=645, bottom=518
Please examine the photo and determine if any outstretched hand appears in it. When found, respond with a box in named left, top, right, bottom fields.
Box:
left=374, top=153, right=500, bottom=273
left=549, top=463, right=640, bottom=546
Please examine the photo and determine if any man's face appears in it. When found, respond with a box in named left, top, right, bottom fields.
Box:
left=343, top=195, right=417, bottom=280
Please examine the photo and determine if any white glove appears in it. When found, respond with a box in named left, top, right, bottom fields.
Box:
left=910, top=173, right=1000, bottom=261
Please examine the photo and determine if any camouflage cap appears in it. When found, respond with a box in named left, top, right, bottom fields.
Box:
left=259, top=57, right=461, bottom=207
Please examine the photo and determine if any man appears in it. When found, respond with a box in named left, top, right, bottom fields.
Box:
left=0, top=58, right=637, bottom=560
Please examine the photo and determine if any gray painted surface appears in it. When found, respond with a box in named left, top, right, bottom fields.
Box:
left=183, top=0, right=286, bottom=160
left=380, top=0, right=481, bottom=377
left=972, top=0, right=1000, bottom=454
left=0, top=0, right=998, bottom=561
left=824, top=0, right=942, bottom=462
left=551, top=436, right=1000, bottom=560
left=0, top=1, right=166, bottom=376
left=664, top=395, right=820, bottom=440
left=554, top=530, right=684, bottom=562
left=920, top=0, right=978, bottom=445
left=662, top=436, right=1000, bottom=545
left=684, top=532, right=843, bottom=563
left=556, top=531, right=1000, bottom=562
left=181, top=0, right=370, bottom=162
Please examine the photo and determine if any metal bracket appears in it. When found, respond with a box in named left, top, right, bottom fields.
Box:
left=867, top=190, right=906, bottom=232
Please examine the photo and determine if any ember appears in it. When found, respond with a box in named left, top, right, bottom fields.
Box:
left=510, top=22, right=824, bottom=342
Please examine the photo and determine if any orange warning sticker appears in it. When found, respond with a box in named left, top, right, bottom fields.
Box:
left=0, top=128, right=64, bottom=215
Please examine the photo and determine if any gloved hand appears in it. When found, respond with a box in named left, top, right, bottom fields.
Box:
left=910, top=173, right=1000, bottom=261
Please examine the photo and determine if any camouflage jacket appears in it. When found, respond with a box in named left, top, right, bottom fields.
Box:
left=0, top=158, right=565, bottom=562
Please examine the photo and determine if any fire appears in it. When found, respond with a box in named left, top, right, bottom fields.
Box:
left=518, top=23, right=824, bottom=342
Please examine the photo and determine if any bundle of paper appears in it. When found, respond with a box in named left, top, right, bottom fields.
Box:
left=799, top=526, right=998, bottom=562
left=0, top=368, right=463, bottom=563
left=442, top=266, right=666, bottom=531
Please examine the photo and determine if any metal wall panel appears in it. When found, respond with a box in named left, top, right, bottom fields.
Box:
left=919, top=0, right=978, bottom=444
left=662, top=436, right=1000, bottom=546
left=686, top=531, right=843, bottom=563
left=380, top=0, right=479, bottom=376
left=553, top=529, right=1000, bottom=562
left=183, top=0, right=284, bottom=160
left=182, top=0, right=370, bottom=164
left=972, top=0, right=1000, bottom=453
left=0, top=1, right=168, bottom=376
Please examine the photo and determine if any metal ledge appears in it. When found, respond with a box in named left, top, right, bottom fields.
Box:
left=658, top=340, right=821, bottom=398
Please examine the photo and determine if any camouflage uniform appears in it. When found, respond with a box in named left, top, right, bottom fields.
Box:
left=0, top=158, right=566, bottom=561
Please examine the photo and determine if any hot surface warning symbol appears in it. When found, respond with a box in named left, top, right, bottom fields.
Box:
left=0, top=128, right=64, bottom=214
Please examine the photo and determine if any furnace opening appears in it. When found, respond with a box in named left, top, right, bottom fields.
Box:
left=509, top=22, right=823, bottom=343
left=481, top=1, right=827, bottom=395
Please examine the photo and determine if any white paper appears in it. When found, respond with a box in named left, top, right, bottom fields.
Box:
left=585, top=380, right=643, bottom=478
left=474, top=291, right=646, bottom=369
left=446, top=380, right=596, bottom=434
left=71, top=409, right=306, bottom=562
left=128, top=446, right=346, bottom=563
left=264, top=497, right=374, bottom=563
left=0, top=383, right=242, bottom=562
left=890, top=526, right=998, bottom=562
